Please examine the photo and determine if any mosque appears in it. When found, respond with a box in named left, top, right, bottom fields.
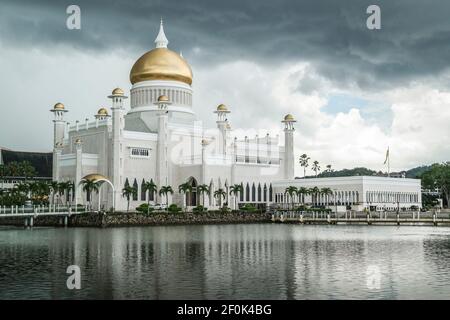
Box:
left=50, top=21, right=295, bottom=211
left=49, top=20, right=421, bottom=212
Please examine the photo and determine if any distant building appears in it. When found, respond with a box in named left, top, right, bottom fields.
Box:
left=0, top=147, right=52, bottom=189
left=272, top=176, right=422, bottom=211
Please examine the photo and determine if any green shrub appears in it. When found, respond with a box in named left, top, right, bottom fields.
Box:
left=168, top=204, right=182, bottom=213
left=220, top=205, right=231, bottom=213
left=136, top=203, right=154, bottom=214
left=240, top=204, right=256, bottom=212
left=193, top=205, right=207, bottom=213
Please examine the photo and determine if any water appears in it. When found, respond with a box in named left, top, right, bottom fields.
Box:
left=0, top=224, right=449, bottom=299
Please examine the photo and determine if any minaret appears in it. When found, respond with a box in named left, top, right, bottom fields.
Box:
left=155, top=18, right=169, bottom=48
left=108, top=88, right=128, bottom=210
left=155, top=95, right=171, bottom=189
left=50, top=102, right=67, bottom=181
left=282, top=114, right=296, bottom=179
left=214, top=104, right=230, bottom=155
left=74, top=138, right=83, bottom=205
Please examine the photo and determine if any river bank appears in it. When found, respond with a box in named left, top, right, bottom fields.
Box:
left=0, top=211, right=272, bottom=228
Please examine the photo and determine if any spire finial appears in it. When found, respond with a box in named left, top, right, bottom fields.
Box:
left=155, top=18, right=169, bottom=48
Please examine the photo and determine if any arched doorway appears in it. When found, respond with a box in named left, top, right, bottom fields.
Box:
left=187, top=177, right=198, bottom=207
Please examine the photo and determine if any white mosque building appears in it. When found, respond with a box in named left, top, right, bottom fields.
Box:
left=50, top=21, right=295, bottom=211
left=49, top=21, right=421, bottom=212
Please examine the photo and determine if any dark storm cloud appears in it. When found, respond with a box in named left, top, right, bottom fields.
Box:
left=2, top=0, right=450, bottom=90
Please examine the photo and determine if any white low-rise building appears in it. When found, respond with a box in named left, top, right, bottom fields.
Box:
left=272, top=176, right=422, bottom=211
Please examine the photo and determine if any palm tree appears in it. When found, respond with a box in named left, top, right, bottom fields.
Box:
left=320, top=187, right=333, bottom=207
left=312, top=160, right=320, bottom=177
left=80, top=179, right=99, bottom=210
left=178, top=182, right=193, bottom=210
left=285, top=186, right=298, bottom=210
left=326, top=164, right=332, bottom=173
left=159, top=185, right=174, bottom=208
left=309, top=186, right=320, bottom=206
left=299, top=154, right=310, bottom=178
left=122, top=186, right=137, bottom=212
left=296, top=187, right=309, bottom=205
left=67, top=181, right=75, bottom=207
left=49, top=181, right=59, bottom=205
left=214, top=188, right=227, bottom=208
left=58, top=181, right=71, bottom=205
left=197, top=184, right=210, bottom=207
left=142, top=179, right=157, bottom=206
left=229, top=184, right=243, bottom=210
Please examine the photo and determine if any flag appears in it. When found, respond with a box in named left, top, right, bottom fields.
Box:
left=383, top=147, right=389, bottom=165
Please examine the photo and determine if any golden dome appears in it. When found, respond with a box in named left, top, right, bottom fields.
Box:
left=284, top=114, right=295, bottom=122
left=81, top=173, right=110, bottom=183
left=111, top=88, right=124, bottom=96
left=130, top=48, right=193, bottom=85
left=54, top=102, right=65, bottom=110
left=97, top=108, right=108, bottom=116
left=217, top=104, right=228, bottom=112
left=157, top=95, right=169, bottom=102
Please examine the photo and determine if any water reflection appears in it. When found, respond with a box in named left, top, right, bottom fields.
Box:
left=0, top=225, right=449, bottom=299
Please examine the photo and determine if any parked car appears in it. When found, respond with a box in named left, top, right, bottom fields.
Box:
left=151, top=204, right=167, bottom=210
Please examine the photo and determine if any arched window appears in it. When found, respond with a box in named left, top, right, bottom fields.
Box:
left=246, top=183, right=250, bottom=202
left=263, top=184, right=267, bottom=202
left=132, top=179, right=138, bottom=201
left=240, top=183, right=244, bottom=201
left=252, top=183, right=256, bottom=202
left=257, top=183, right=262, bottom=202
left=141, top=179, right=146, bottom=201
left=269, top=184, right=273, bottom=202
left=149, top=179, right=155, bottom=201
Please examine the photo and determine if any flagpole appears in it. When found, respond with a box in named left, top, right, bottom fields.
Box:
left=387, top=147, right=390, bottom=177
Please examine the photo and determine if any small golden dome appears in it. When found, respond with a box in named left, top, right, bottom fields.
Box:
left=217, top=104, right=228, bottom=112
left=54, top=102, right=65, bottom=110
left=284, top=114, right=295, bottom=121
left=81, top=173, right=110, bottom=183
left=97, top=108, right=108, bottom=116
left=130, top=48, right=193, bottom=85
left=111, top=88, right=124, bottom=96
left=226, top=123, right=231, bottom=129
left=201, top=139, right=209, bottom=145
left=158, top=95, right=169, bottom=102
left=75, top=138, right=82, bottom=144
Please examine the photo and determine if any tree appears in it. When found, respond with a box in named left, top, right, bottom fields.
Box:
left=122, top=186, right=137, bottom=212
left=309, top=186, right=320, bottom=206
left=178, top=182, right=193, bottom=209
left=214, top=188, right=227, bottom=208
left=58, top=181, right=71, bottom=205
left=80, top=179, right=99, bottom=210
left=159, top=186, right=174, bottom=208
left=299, top=154, right=310, bottom=178
left=421, top=162, right=450, bottom=208
left=142, top=179, right=157, bottom=206
left=296, top=187, right=309, bottom=204
left=285, top=186, right=298, bottom=209
left=229, top=184, right=243, bottom=210
left=49, top=181, right=59, bottom=205
left=326, top=164, right=332, bottom=172
left=197, top=184, right=210, bottom=207
left=320, top=187, right=333, bottom=207
left=312, top=160, right=321, bottom=177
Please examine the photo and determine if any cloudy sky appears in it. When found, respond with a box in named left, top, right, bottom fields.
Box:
left=1, top=0, right=450, bottom=175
